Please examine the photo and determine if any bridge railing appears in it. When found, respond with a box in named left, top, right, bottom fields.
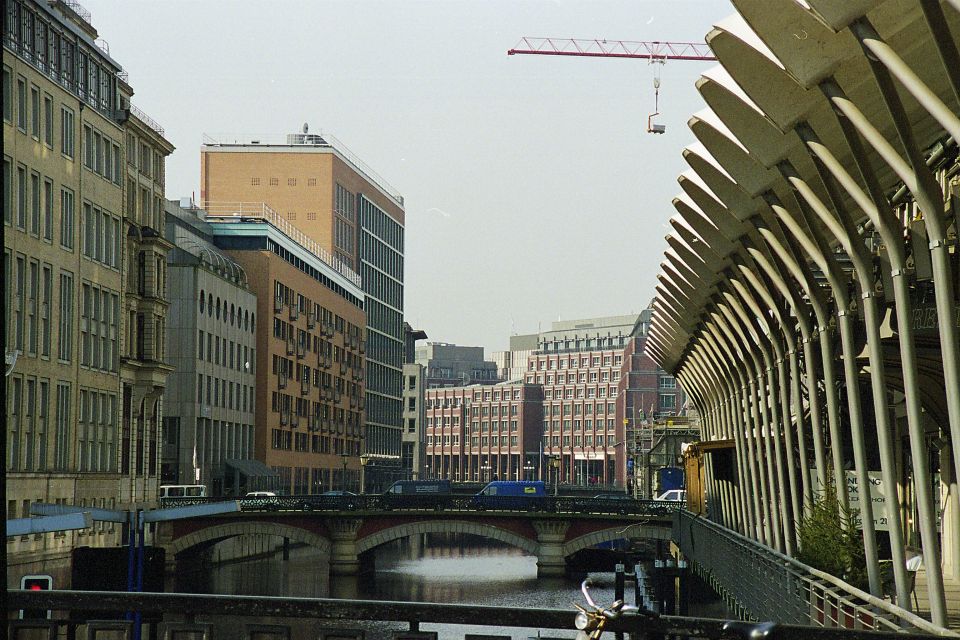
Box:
left=7, top=589, right=930, bottom=640
left=672, top=510, right=957, bottom=636
left=160, top=494, right=684, bottom=517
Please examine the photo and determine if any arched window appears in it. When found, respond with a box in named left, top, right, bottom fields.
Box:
left=208, top=293, right=213, bottom=316
left=230, top=304, right=236, bottom=326
left=216, top=298, right=221, bottom=319
left=244, top=310, right=249, bottom=331
left=251, top=313, right=256, bottom=332
left=199, top=290, right=205, bottom=313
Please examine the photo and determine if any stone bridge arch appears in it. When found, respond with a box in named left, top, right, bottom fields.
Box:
left=167, top=521, right=331, bottom=558
left=562, top=524, right=671, bottom=558
left=355, top=519, right=540, bottom=556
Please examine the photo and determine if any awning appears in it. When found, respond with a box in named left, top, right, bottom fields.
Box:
left=224, top=459, right=279, bottom=478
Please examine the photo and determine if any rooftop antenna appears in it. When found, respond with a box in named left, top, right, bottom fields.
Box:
left=303, top=122, right=309, bottom=134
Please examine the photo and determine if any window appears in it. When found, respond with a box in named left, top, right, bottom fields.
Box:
left=3, top=157, right=10, bottom=226
left=42, top=179, right=52, bottom=240
left=61, top=107, right=75, bottom=157
left=16, top=76, right=26, bottom=130
left=2, top=67, right=10, bottom=122
left=30, top=85, right=40, bottom=137
left=58, top=271, right=73, bottom=361
left=60, top=188, right=75, bottom=249
left=43, top=95, right=52, bottom=146
left=30, top=172, right=40, bottom=235
left=83, top=125, right=93, bottom=168
left=251, top=177, right=260, bottom=185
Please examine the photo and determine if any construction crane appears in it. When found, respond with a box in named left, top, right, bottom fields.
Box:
left=507, top=37, right=717, bottom=134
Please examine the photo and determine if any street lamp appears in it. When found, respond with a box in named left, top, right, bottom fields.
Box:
left=550, top=456, right=561, bottom=497
left=523, top=463, right=535, bottom=481
left=480, top=464, right=492, bottom=482
left=359, top=455, right=370, bottom=494
left=340, top=453, right=350, bottom=491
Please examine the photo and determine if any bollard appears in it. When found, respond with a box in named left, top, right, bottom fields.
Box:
left=615, top=563, right=625, bottom=603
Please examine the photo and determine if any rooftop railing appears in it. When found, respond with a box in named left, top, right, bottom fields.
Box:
left=673, top=510, right=957, bottom=636
left=201, top=132, right=404, bottom=207
left=203, top=201, right=362, bottom=287
left=129, top=104, right=164, bottom=137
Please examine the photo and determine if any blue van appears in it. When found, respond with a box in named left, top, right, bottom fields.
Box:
left=471, top=481, right=547, bottom=510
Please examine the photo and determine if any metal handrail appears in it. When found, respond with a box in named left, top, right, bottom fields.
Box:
left=159, top=494, right=683, bottom=518
left=6, top=590, right=928, bottom=639
left=673, top=511, right=958, bottom=636
left=203, top=201, right=362, bottom=287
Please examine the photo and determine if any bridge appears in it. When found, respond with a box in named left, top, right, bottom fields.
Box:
left=644, top=0, right=960, bottom=634
left=156, top=495, right=676, bottom=578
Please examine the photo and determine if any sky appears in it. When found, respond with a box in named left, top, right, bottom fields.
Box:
left=83, top=0, right=734, bottom=353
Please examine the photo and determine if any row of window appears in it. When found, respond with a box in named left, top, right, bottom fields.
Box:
left=8, top=378, right=76, bottom=472
left=198, top=329, right=255, bottom=374
left=542, top=419, right=618, bottom=432
left=540, top=336, right=628, bottom=352
left=542, top=434, right=614, bottom=447
left=531, top=354, right=623, bottom=370
left=250, top=176, right=319, bottom=187
left=196, top=373, right=255, bottom=414
left=541, top=371, right=621, bottom=384
left=77, top=389, right=117, bottom=472
left=80, top=282, right=120, bottom=373
left=6, top=252, right=73, bottom=361
left=266, top=239, right=364, bottom=309
left=536, top=386, right=619, bottom=399
left=198, top=289, right=256, bottom=332
left=194, top=418, right=254, bottom=469
left=6, top=0, right=121, bottom=116
left=82, top=123, right=122, bottom=185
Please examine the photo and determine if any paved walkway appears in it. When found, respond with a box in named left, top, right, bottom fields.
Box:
left=912, top=568, right=960, bottom=630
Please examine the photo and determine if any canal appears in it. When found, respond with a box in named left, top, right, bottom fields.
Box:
left=175, top=533, right=730, bottom=639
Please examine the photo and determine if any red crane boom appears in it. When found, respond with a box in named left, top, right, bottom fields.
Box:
left=506, top=37, right=716, bottom=62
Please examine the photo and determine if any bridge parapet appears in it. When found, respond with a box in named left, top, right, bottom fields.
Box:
left=673, top=511, right=954, bottom=635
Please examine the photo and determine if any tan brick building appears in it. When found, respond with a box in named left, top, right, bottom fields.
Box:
left=4, top=0, right=173, bottom=584
left=200, top=132, right=407, bottom=491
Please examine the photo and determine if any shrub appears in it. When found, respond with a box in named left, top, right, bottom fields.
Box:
left=796, top=485, right=868, bottom=591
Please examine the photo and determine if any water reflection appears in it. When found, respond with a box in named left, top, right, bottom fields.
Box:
left=177, top=533, right=718, bottom=640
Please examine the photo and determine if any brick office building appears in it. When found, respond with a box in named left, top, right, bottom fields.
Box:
left=424, top=383, right=543, bottom=482
left=200, top=130, right=406, bottom=489
left=208, top=205, right=366, bottom=494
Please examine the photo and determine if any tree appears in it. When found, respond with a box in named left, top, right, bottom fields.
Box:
left=797, top=485, right=868, bottom=591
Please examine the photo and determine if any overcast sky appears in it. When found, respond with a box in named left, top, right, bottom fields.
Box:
left=84, top=0, right=733, bottom=353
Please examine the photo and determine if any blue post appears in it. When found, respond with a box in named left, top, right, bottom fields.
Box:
left=126, top=511, right=136, bottom=622
left=134, top=510, right=145, bottom=640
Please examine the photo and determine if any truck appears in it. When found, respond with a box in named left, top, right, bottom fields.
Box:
left=471, top=480, right=547, bottom=511
left=384, top=480, right=452, bottom=495
left=382, top=479, right=452, bottom=509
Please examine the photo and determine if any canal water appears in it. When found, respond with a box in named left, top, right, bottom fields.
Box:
left=176, top=533, right=729, bottom=639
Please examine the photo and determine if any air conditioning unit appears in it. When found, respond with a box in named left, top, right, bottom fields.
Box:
left=289, top=305, right=299, bottom=321
left=306, top=312, right=316, bottom=329
left=274, top=296, right=284, bottom=313
left=286, top=340, right=295, bottom=355
left=296, top=342, right=306, bottom=359
left=278, top=374, right=288, bottom=389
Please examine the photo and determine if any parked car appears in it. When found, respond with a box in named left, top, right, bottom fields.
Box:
left=243, top=491, right=280, bottom=511
left=654, top=489, right=687, bottom=502
left=319, top=490, right=359, bottom=510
